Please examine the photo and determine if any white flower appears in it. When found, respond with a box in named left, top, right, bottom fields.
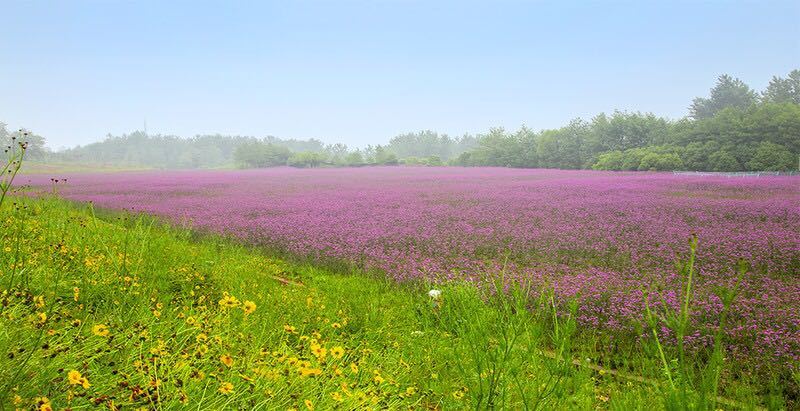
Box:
left=428, top=289, right=442, bottom=299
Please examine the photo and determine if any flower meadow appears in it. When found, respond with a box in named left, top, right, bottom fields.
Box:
left=2, top=195, right=675, bottom=410
left=22, top=168, right=800, bottom=368
left=7, top=166, right=799, bottom=408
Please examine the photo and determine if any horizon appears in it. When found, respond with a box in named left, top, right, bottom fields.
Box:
left=2, top=1, right=799, bottom=150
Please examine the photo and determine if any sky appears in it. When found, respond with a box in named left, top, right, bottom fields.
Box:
left=1, top=1, right=798, bottom=149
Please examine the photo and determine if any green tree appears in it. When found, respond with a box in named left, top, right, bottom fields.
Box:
left=589, top=111, right=671, bottom=153
left=690, top=74, right=758, bottom=119
left=707, top=150, right=741, bottom=172
left=373, top=146, right=399, bottom=165
left=682, top=141, right=719, bottom=171
left=234, top=142, right=291, bottom=168
left=745, top=142, right=796, bottom=171
left=592, top=151, right=625, bottom=170
left=762, top=69, right=800, bottom=104
left=345, top=151, right=364, bottom=166
left=638, top=152, right=684, bottom=171
left=288, top=151, right=325, bottom=168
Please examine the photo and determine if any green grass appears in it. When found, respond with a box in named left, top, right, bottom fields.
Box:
left=0, top=195, right=790, bottom=410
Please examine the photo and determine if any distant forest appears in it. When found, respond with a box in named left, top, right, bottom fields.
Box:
left=3, top=69, right=798, bottom=171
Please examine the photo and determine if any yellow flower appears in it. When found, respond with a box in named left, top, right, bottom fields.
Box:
left=197, top=344, right=209, bottom=355
left=218, top=381, right=234, bottom=394
left=330, top=346, right=345, bottom=359
left=218, top=294, right=240, bottom=308
left=196, top=332, right=208, bottom=342
left=310, top=344, right=327, bottom=359
left=67, top=370, right=90, bottom=388
left=34, top=295, right=45, bottom=308
left=298, top=367, right=322, bottom=377
left=73, top=287, right=80, bottom=301
left=92, top=324, right=110, bottom=337
left=330, top=392, right=343, bottom=402
left=284, top=324, right=297, bottom=334
left=331, top=322, right=342, bottom=329
left=304, top=399, right=314, bottom=410
left=242, top=300, right=256, bottom=315
left=373, top=374, right=385, bottom=384
left=35, top=397, right=52, bottom=411
left=152, top=310, right=161, bottom=318
left=350, top=363, right=359, bottom=374
left=36, top=312, right=47, bottom=324
left=452, top=390, right=465, bottom=400
left=220, top=354, right=234, bottom=367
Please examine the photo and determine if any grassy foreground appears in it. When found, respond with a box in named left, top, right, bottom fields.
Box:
left=0, top=195, right=790, bottom=410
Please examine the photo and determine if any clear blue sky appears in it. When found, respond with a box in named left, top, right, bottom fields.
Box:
left=1, top=1, right=798, bottom=149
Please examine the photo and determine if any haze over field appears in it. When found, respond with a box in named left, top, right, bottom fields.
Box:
left=1, top=1, right=799, bottom=149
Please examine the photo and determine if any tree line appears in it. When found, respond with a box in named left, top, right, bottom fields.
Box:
left=37, top=129, right=478, bottom=169
left=455, top=70, right=799, bottom=171
left=5, top=69, right=798, bottom=171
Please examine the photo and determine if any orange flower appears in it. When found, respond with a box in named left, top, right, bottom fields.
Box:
left=220, top=354, right=234, bottom=367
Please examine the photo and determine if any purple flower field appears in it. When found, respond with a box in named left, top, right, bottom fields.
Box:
left=24, top=167, right=800, bottom=367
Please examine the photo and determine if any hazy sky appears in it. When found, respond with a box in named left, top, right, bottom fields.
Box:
left=1, top=1, right=798, bottom=149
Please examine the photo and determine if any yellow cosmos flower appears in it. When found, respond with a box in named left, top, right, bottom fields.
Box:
left=331, top=322, right=342, bottom=329
left=242, top=300, right=256, bottom=315
left=298, top=367, right=322, bottom=377
left=330, top=346, right=345, bottom=359
left=73, top=287, right=80, bottom=301
left=220, top=354, right=234, bottom=367
left=218, top=294, right=240, bottom=308
left=310, top=344, right=327, bottom=359
left=67, top=370, right=90, bottom=388
left=284, top=324, right=297, bottom=334
left=36, top=312, right=47, bottom=324
left=304, top=399, right=314, bottom=410
left=218, top=381, right=234, bottom=394
left=92, top=324, right=110, bottom=337
left=35, top=397, right=52, bottom=411
left=350, top=363, right=359, bottom=374
left=330, top=392, right=343, bottom=402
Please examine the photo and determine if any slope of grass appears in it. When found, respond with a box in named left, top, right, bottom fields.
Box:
left=0, top=196, right=789, bottom=410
